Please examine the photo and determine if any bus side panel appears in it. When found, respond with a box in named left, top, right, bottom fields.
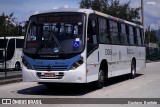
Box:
left=0, top=38, right=23, bottom=69
left=14, top=48, right=23, bottom=68
left=15, top=39, right=23, bottom=68
left=86, top=49, right=99, bottom=82
left=136, top=46, right=146, bottom=71
left=86, top=44, right=112, bottom=82
left=112, top=45, right=131, bottom=77
left=5, top=39, right=16, bottom=69
left=7, top=40, right=23, bottom=69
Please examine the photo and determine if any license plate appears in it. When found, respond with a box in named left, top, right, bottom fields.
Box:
left=44, top=73, right=55, bottom=77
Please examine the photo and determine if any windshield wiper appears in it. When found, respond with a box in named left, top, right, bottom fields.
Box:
left=35, top=31, right=66, bottom=57
left=50, top=31, right=67, bottom=57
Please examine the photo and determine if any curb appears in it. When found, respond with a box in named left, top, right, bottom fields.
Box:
left=0, top=75, right=22, bottom=85
left=146, top=60, right=160, bottom=63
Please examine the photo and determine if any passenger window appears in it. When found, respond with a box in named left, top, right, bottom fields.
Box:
left=98, top=18, right=110, bottom=44
left=120, top=23, right=128, bottom=45
left=129, top=26, right=134, bottom=45
left=136, top=28, right=142, bottom=46
left=109, top=20, right=120, bottom=44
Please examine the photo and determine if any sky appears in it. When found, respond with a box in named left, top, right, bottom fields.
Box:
left=0, top=0, right=160, bottom=29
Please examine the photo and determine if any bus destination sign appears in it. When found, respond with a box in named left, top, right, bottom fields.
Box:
left=37, top=15, right=82, bottom=23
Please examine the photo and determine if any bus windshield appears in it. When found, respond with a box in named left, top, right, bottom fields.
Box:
left=24, top=13, right=85, bottom=55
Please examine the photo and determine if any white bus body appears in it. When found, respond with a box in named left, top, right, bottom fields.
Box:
left=0, top=36, right=24, bottom=70
left=22, top=8, right=145, bottom=88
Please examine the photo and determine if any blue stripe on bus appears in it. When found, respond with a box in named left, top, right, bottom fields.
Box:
left=23, top=55, right=81, bottom=70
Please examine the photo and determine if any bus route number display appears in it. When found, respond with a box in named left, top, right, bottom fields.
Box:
left=37, top=15, right=82, bottom=23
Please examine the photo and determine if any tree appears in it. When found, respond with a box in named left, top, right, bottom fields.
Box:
left=0, top=12, right=19, bottom=37
left=145, top=26, right=158, bottom=44
left=79, top=0, right=141, bottom=24
left=80, top=0, right=92, bottom=9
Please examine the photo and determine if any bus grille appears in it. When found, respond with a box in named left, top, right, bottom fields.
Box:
left=33, top=65, right=68, bottom=71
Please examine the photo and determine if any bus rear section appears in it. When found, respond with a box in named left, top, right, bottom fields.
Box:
left=0, top=36, right=24, bottom=70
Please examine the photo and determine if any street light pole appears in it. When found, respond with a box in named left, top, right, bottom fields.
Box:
left=4, top=33, right=7, bottom=77
left=141, top=0, right=144, bottom=27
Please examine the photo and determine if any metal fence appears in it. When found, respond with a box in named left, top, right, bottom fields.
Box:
left=146, top=47, right=160, bottom=61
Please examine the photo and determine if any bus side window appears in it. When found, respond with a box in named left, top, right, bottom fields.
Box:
left=129, top=26, right=134, bottom=45
left=87, top=15, right=98, bottom=55
left=120, top=23, right=128, bottom=45
left=98, top=17, right=110, bottom=44
left=16, top=39, right=24, bottom=48
left=109, top=20, right=120, bottom=44
left=7, top=39, right=15, bottom=60
left=136, top=28, right=142, bottom=46
left=87, top=20, right=97, bottom=44
left=133, top=27, right=137, bottom=45
left=125, top=25, right=130, bottom=44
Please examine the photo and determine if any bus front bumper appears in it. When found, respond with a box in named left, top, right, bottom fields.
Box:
left=22, top=64, right=87, bottom=83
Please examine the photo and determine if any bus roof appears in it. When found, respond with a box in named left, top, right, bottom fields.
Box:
left=32, top=8, right=143, bottom=28
left=33, top=8, right=94, bottom=15
left=0, top=36, right=24, bottom=39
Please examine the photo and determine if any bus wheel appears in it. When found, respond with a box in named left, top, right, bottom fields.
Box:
left=95, top=69, right=105, bottom=89
left=130, top=61, right=136, bottom=79
left=15, top=62, right=20, bottom=71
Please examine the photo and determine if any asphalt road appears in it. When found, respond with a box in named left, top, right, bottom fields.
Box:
left=0, top=62, right=160, bottom=107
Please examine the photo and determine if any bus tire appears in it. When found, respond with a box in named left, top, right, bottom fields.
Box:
left=95, top=69, right=105, bottom=89
left=130, top=60, right=136, bottom=79
left=14, top=62, right=20, bottom=71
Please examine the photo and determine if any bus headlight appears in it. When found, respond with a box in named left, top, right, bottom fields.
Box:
left=22, top=57, right=33, bottom=70
left=71, top=56, right=84, bottom=70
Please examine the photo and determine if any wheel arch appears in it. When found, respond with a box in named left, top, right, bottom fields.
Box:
left=15, top=61, right=21, bottom=70
left=99, top=59, right=108, bottom=78
left=132, top=57, right=136, bottom=67
left=15, top=61, right=21, bottom=66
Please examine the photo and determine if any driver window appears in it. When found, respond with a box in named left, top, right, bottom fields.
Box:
left=30, top=23, right=37, bottom=41
left=87, top=15, right=98, bottom=55
left=87, top=19, right=98, bottom=44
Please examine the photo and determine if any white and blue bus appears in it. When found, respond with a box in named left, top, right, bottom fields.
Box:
left=22, top=8, right=146, bottom=88
left=0, top=36, right=24, bottom=70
